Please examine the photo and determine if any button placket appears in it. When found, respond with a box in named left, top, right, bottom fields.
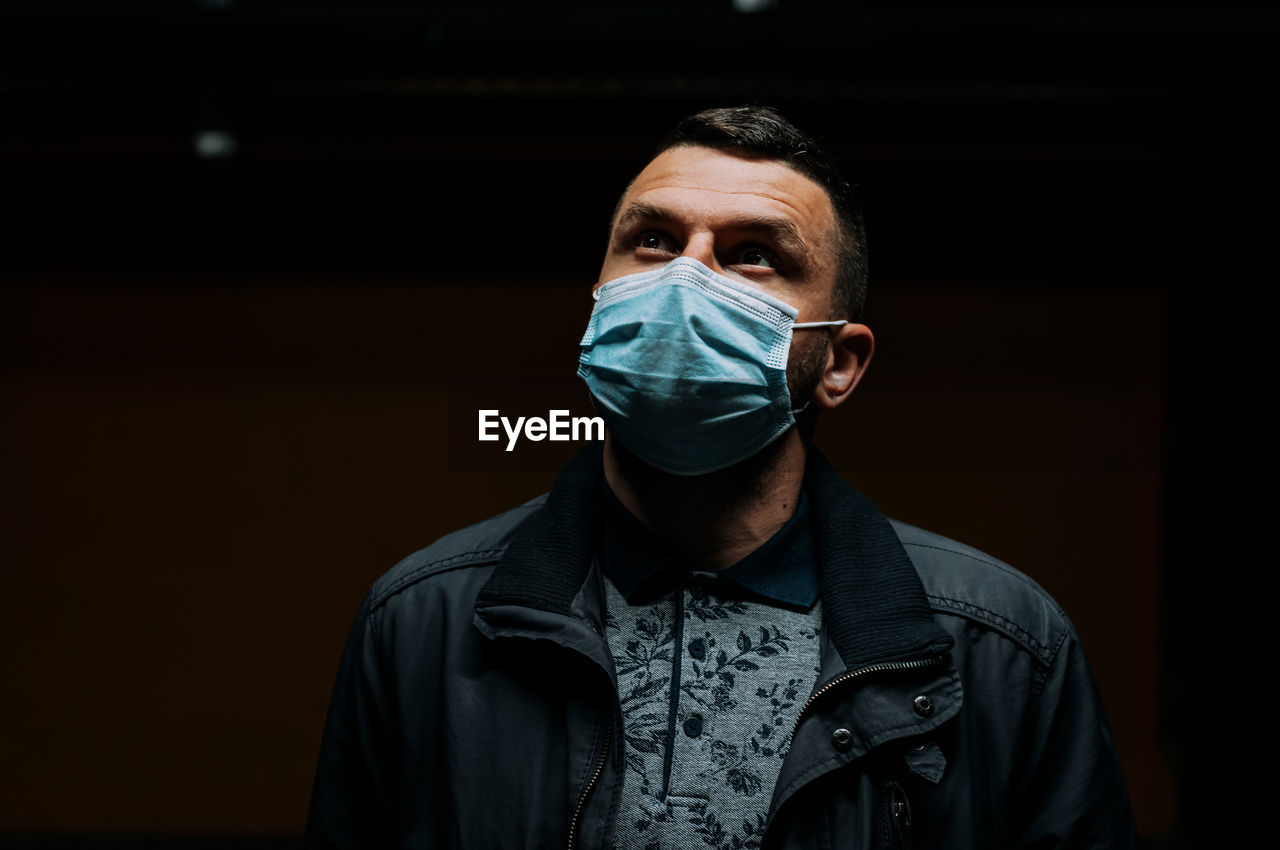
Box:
left=666, top=583, right=712, bottom=800
left=683, top=714, right=704, bottom=738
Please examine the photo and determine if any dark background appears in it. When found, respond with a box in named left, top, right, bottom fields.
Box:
left=1, top=1, right=1272, bottom=847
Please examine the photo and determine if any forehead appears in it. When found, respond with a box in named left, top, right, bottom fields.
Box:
left=616, top=145, right=836, bottom=238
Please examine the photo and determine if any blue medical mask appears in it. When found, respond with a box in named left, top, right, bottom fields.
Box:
left=577, top=257, right=846, bottom=476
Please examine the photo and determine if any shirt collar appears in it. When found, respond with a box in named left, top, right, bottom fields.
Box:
left=597, top=482, right=819, bottom=610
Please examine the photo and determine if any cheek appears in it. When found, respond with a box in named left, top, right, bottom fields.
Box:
left=740, top=278, right=801, bottom=307
left=786, top=334, right=830, bottom=391
left=770, top=279, right=838, bottom=322
left=598, top=256, right=661, bottom=286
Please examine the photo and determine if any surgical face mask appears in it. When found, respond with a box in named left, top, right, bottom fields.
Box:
left=577, top=257, right=846, bottom=476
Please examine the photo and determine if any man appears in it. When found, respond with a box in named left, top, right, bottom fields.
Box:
left=305, top=106, right=1136, bottom=848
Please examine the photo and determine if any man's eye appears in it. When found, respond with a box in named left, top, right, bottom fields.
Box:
left=737, top=248, right=777, bottom=269
left=636, top=231, right=676, bottom=252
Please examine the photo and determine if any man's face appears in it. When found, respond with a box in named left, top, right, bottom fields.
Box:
left=598, top=144, right=843, bottom=404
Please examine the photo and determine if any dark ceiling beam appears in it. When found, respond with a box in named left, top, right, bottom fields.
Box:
left=3, top=3, right=1277, bottom=84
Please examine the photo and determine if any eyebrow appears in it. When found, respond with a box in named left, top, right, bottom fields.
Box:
left=613, top=202, right=816, bottom=274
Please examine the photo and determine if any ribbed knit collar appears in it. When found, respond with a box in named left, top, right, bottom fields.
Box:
left=476, top=444, right=953, bottom=670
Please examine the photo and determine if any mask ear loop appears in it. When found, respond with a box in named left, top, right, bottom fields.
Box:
left=792, top=320, right=849, bottom=329
left=788, top=320, right=848, bottom=414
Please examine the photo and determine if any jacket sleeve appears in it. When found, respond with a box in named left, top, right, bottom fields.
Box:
left=304, top=594, right=400, bottom=849
left=1012, top=622, right=1138, bottom=849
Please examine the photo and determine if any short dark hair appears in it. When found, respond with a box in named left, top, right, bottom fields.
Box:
left=651, top=105, right=868, bottom=322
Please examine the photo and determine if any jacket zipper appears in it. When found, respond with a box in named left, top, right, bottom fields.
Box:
left=787, top=655, right=945, bottom=749
left=567, top=717, right=612, bottom=850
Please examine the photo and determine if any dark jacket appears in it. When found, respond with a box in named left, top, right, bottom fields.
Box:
left=305, top=447, right=1136, bottom=849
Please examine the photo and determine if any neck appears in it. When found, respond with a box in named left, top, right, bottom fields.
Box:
left=603, top=430, right=807, bottom=571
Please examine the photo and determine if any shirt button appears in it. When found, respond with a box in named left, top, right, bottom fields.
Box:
left=832, top=728, right=853, bottom=752
left=688, top=584, right=707, bottom=601
left=688, top=638, right=706, bottom=660
left=913, top=695, right=934, bottom=717
left=683, top=714, right=704, bottom=738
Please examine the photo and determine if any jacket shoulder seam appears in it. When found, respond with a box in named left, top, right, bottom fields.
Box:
left=903, top=540, right=1059, bottom=602
left=926, top=593, right=1054, bottom=666
left=903, top=538, right=1065, bottom=666
left=370, top=547, right=509, bottom=610
left=1031, top=622, right=1074, bottom=712
left=367, top=500, right=545, bottom=609
left=368, top=601, right=385, bottom=667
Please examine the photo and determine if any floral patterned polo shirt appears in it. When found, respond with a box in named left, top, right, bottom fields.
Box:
left=597, top=485, right=823, bottom=850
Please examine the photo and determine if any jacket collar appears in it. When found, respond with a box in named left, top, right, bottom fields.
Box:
left=475, top=444, right=953, bottom=669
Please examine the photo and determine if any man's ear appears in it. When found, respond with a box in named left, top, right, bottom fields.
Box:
left=814, top=323, right=874, bottom=411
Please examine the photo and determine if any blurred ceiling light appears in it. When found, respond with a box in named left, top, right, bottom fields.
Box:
left=732, top=0, right=777, bottom=12
left=193, top=130, right=238, bottom=160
